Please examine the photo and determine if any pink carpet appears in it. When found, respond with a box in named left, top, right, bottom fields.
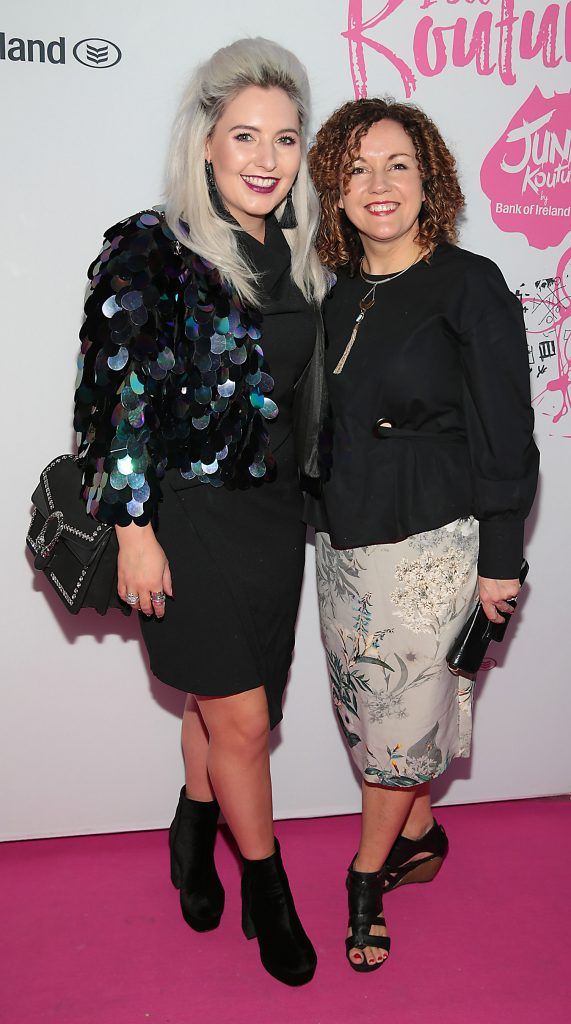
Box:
left=1, top=799, right=569, bottom=1024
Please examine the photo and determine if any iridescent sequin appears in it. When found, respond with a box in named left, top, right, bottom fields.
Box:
left=157, top=348, right=175, bottom=371
left=127, top=472, right=145, bottom=489
left=121, top=290, right=144, bottom=311
left=74, top=208, right=280, bottom=527
left=108, top=347, right=129, bottom=371
left=192, top=414, right=211, bottom=430
left=130, top=306, right=148, bottom=327
left=210, top=334, right=226, bottom=355
left=127, top=406, right=145, bottom=428
left=218, top=379, right=237, bottom=398
left=127, top=499, right=145, bottom=517
left=261, top=398, right=278, bottom=420
left=130, top=371, right=145, bottom=395
left=132, top=482, right=150, bottom=502
left=195, top=386, right=212, bottom=405
left=110, top=469, right=127, bottom=490
left=120, top=386, right=140, bottom=410
left=214, top=315, right=229, bottom=334
left=102, top=295, right=121, bottom=318
left=116, top=455, right=134, bottom=475
left=138, top=212, right=160, bottom=227
left=149, top=361, right=167, bottom=380
left=230, top=346, right=247, bottom=365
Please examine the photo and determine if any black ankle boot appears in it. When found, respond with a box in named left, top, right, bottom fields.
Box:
left=169, top=786, right=225, bottom=932
left=241, top=838, right=316, bottom=986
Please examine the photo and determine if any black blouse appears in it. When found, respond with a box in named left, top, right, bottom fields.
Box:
left=238, top=215, right=317, bottom=455
left=319, top=243, right=539, bottom=579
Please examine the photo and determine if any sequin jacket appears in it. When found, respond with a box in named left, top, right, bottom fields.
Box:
left=74, top=210, right=304, bottom=527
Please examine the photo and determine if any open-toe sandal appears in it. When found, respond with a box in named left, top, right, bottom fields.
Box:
left=384, top=819, right=449, bottom=893
left=346, top=860, right=390, bottom=973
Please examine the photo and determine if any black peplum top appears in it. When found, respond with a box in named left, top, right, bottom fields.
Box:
left=317, top=242, right=539, bottom=580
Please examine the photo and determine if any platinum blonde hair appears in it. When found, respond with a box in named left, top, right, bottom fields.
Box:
left=164, top=37, right=328, bottom=307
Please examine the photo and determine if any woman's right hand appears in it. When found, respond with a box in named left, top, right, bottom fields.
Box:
left=116, top=522, right=173, bottom=618
left=478, top=576, right=520, bottom=624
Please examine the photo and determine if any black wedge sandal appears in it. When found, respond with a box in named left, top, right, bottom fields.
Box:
left=346, top=860, right=391, bottom=973
left=383, top=819, right=449, bottom=893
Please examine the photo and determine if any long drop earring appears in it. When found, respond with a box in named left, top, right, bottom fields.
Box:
left=205, top=159, right=216, bottom=193
left=204, top=160, right=233, bottom=222
left=278, top=187, right=297, bottom=229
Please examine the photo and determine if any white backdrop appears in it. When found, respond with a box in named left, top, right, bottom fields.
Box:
left=2, top=0, right=569, bottom=840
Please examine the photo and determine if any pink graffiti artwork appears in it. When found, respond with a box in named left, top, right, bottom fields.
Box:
left=515, top=248, right=571, bottom=435
left=481, top=87, right=571, bottom=249
left=344, top=1, right=571, bottom=100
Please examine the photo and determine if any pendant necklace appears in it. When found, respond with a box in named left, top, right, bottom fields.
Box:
left=333, top=253, right=422, bottom=375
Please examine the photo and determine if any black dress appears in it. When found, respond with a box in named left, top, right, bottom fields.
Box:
left=140, top=216, right=316, bottom=727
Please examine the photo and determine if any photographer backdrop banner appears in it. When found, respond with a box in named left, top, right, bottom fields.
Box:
left=2, top=0, right=569, bottom=839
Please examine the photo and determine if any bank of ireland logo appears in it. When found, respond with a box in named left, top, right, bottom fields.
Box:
left=73, top=38, right=121, bottom=69
left=480, top=88, right=571, bottom=250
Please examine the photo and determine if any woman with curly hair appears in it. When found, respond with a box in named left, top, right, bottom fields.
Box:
left=307, top=99, right=538, bottom=972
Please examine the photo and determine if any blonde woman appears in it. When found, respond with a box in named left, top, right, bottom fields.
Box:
left=74, top=39, right=328, bottom=986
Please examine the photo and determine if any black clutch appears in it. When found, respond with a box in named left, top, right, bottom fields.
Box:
left=446, top=560, right=529, bottom=677
left=26, top=454, right=126, bottom=615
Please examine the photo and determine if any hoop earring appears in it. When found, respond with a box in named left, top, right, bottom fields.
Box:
left=278, top=187, right=297, bottom=229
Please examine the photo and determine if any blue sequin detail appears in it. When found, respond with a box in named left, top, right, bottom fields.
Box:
left=74, top=208, right=279, bottom=526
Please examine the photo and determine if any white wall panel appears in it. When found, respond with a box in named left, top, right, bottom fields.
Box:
left=1, top=0, right=569, bottom=839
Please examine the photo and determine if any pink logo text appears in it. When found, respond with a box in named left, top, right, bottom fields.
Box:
left=345, top=0, right=571, bottom=99
left=481, top=87, right=571, bottom=249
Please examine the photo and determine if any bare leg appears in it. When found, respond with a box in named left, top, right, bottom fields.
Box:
left=196, top=686, right=274, bottom=861
left=399, top=782, right=434, bottom=839
left=181, top=694, right=215, bottom=802
left=348, top=781, right=419, bottom=968
left=355, top=781, right=417, bottom=873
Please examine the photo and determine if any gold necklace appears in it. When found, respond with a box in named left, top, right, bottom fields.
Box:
left=333, top=254, right=422, bottom=375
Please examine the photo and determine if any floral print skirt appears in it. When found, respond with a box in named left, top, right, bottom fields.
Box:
left=316, top=518, right=480, bottom=788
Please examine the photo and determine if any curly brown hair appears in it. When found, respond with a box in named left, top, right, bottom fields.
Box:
left=309, top=98, right=465, bottom=272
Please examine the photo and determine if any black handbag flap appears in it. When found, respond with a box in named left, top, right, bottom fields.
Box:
left=34, top=455, right=110, bottom=550
left=28, top=453, right=119, bottom=614
left=31, top=481, right=50, bottom=519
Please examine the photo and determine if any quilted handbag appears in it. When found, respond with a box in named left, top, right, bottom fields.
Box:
left=26, top=454, right=125, bottom=615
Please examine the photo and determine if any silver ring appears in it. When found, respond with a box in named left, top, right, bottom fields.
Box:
left=151, top=591, right=166, bottom=604
left=126, top=592, right=140, bottom=605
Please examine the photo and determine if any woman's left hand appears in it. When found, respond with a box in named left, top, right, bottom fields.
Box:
left=478, top=576, right=521, bottom=623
